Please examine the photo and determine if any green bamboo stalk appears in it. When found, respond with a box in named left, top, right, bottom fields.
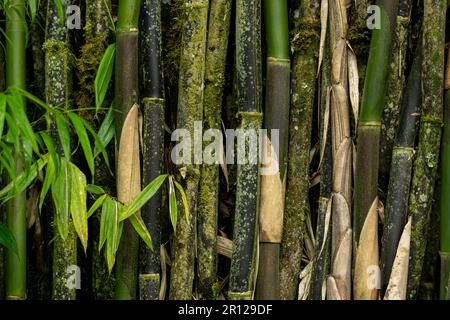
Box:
left=407, top=0, right=446, bottom=299
left=278, top=0, right=319, bottom=300
left=169, top=0, right=209, bottom=300
left=255, top=0, right=290, bottom=301
left=380, top=37, right=422, bottom=294
left=5, top=0, right=27, bottom=300
left=114, top=0, right=142, bottom=300
left=354, top=0, right=398, bottom=247
left=0, top=14, right=5, bottom=300
left=228, top=0, right=262, bottom=300
left=196, top=0, right=231, bottom=300
left=438, top=33, right=450, bottom=302
left=139, top=0, right=165, bottom=300
left=309, top=18, right=332, bottom=300
left=78, top=0, right=115, bottom=300
left=379, top=0, right=412, bottom=191
left=44, top=0, right=77, bottom=300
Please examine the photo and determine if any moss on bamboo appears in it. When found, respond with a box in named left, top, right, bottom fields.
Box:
left=196, top=0, right=232, bottom=300
left=407, top=0, right=446, bottom=299
left=169, top=0, right=209, bottom=300
left=279, top=0, right=319, bottom=300
left=380, top=0, right=412, bottom=192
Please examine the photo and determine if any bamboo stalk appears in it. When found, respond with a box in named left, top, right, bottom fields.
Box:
left=327, top=0, right=352, bottom=301
left=44, top=0, right=77, bottom=300
left=439, top=40, right=450, bottom=302
left=114, top=0, right=142, bottom=300
left=228, top=0, right=262, bottom=300
left=279, top=0, right=319, bottom=300
left=379, top=0, right=412, bottom=190
left=256, top=0, right=290, bottom=301
left=380, top=38, right=422, bottom=294
left=197, top=0, right=231, bottom=300
left=0, top=22, right=4, bottom=299
left=169, top=0, right=209, bottom=300
left=139, top=0, right=165, bottom=300
left=353, top=0, right=398, bottom=300
left=310, top=16, right=332, bottom=300
left=407, top=0, right=446, bottom=299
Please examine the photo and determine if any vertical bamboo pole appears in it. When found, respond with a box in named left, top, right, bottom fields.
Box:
left=407, top=0, right=446, bottom=299
left=0, top=19, right=4, bottom=300
left=169, top=0, right=209, bottom=300
left=114, top=0, right=142, bottom=300
left=44, top=0, right=77, bottom=300
left=197, top=0, right=232, bottom=300
left=228, top=0, right=262, bottom=300
left=139, top=0, right=165, bottom=300
left=279, top=0, right=319, bottom=300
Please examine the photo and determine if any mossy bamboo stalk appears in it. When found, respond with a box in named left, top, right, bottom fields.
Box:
left=139, top=0, right=165, bottom=300
left=327, top=0, right=352, bottom=301
left=380, top=39, right=421, bottom=294
left=309, top=20, right=332, bottom=301
left=169, top=0, right=209, bottom=300
left=44, top=0, right=77, bottom=300
left=440, top=51, right=450, bottom=300
left=114, top=0, right=142, bottom=300
left=256, top=0, right=290, bottom=301
left=279, top=0, right=319, bottom=300
left=406, top=0, right=446, bottom=299
left=379, top=0, right=412, bottom=190
left=197, top=0, right=231, bottom=300
left=228, top=0, right=262, bottom=300
left=79, top=0, right=115, bottom=300
left=5, top=0, right=27, bottom=300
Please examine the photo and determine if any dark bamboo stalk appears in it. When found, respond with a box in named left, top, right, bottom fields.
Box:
left=139, top=0, right=165, bottom=300
left=406, top=0, right=446, bottom=299
left=279, top=0, right=319, bottom=300
left=114, top=0, right=142, bottom=300
left=380, top=37, right=422, bottom=294
left=44, top=0, right=77, bottom=300
left=440, top=49, right=450, bottom=300
left=228, top=0, right=262, bottom=300
left=169, top=0, right=209, bottom=300
left=197, top=0, right=232, bottom=300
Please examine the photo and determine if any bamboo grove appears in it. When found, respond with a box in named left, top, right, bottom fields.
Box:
left=0, top=0, right=450, bottom=301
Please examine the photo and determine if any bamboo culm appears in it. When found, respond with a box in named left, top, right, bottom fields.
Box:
left=196, top=0, right=232, bottom=300
left=407, top=0, right=446, bottom=299
left=228, top=0, right=263, bottom=300
left=169, top=0, right=209, bottom=300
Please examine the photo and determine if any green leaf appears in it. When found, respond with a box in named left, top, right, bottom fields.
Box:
left=0, top=224, right=17, bottom=255
left=10, top=87, right=52, bottom=113
left=52, top=158, right=70, bottom=240
left=86, top=184, right=106, bottom=195
left=87, top=194, right=107, bottom=218
left=54, top=112, right=71, bottom=161
left=0, top=94, right=6, bottom=137
left=129, top=213, right=153, bottom=251
left=39, top=151, right=56, bottom=210
left=120, top=174, right=168, bottom=221
left=168, top=177, right=178, bottom=232
left=95, top=43, right=116, bottom=112
left=28, top=0, right=37, bottom=22
left=99, top=197, right=114, bottom=253
left=68, top=113, right=95, bottom=177
left=173, top=178, right=190, bottom=223
left=94, top=105, right=115, bottom=162
left=106, top=201, right=122, bottom=272
left=54, top=0, right=65, bottom=25
left=0, top=140, right=17, bottom=182
left=40, top=131, right=60, bottom=173
left=69, top=162, right=88, bottom=252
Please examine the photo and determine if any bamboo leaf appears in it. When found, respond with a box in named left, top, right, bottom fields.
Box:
left=53, top=0, right=65, bottom=25
left=173, top=178, right=189, bottom=222
left=99, top=196, right=114, bottom=253
left=106, top=201, right=122, bottom=272
left=54, top=112, right=71, bottom=161
left=68, top=162, right=88, bottom=252
left=28, top=0, right=37, bottom=22
left=87, top=194, right=107, bottom=218
left=120, top=174, right=168, bottom=221
left=0, top=224, right=17, bottom=255
left=168, top=176, right=178, bottom=232
left=39, top=151, right=55, bottom=210
left=129, top=213, right=153, bottom=251
left=0, top=93, right=6, bottom=137
left=86, top=184, right=106, bottom=195
left=68, top=113, right=95, bottom=177
left=95, top=43, right=116, bottom=112
left=94, top=105, right=115, bottom=159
